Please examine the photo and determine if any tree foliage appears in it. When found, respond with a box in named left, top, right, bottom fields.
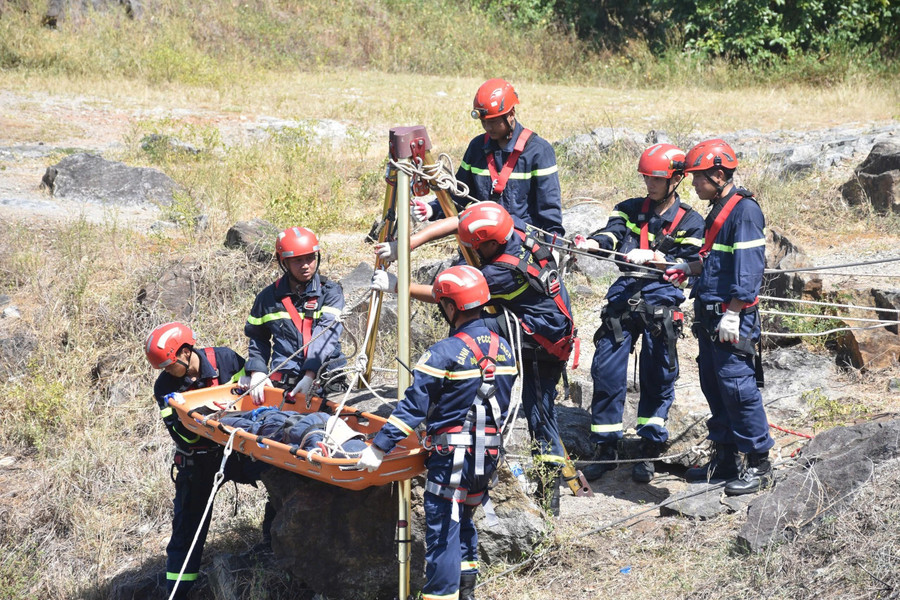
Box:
left=480, top=0, right=900, bottom=63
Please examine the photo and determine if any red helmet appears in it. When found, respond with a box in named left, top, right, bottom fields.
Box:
left=432, top=265, right=490, bottom=311
left=144, top=322, right=195, bottom=369
left=685, top=139, right=738, bottom=172
left=471, top=78, right=519, bottom=120
left=457, top=201, right=515, bottom=249
left=276, top=227, right=319, bottom=261
left=638, top=143, right=686, bottom=178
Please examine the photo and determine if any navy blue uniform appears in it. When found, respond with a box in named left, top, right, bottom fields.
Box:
left=244, top=273, right=346, bottom=388
left=154, top=347, right=268, bottom=600
left=371, top=319, right=517, bottom=600
left=691, top=188, right=773, bottom=454
left=430, top=122, right=564, bottom=238
left=479, top=231, right=574, bottom=468
left=587, top=195, right=705, bottom=445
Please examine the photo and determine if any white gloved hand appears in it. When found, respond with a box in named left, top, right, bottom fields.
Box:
left=573, top=234, right=600, bottom=252
left=357, top=445, right=385, bottom=472
left=411, top=198, right=434, bottom=223
left=248, top=371, right=272, bottom=406
left=370, top=270, right=398, bottom=293
left=374, top=241, right=398, bottom=263
left=717, top=309, right=741, bottom=344
left=289, top=374, right=315, bottom=399
left=664, top=263, right=691, bottom=287
left=551, top=248, right=562, bottom=267
left=625, top=248, right=658, bottom=265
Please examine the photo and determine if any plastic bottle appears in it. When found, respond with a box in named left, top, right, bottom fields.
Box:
left=508, top=461, right=528, bottom=492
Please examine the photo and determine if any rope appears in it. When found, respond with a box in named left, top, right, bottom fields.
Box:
left=500, top=307, right=526, bottom=449
left=760, top=308, right=896, bottom=325
left=759, top=294, right=900, bottom=314
left=168, top=428, right=239, bottom=600
left=764, top=255, right=900, bottom=274
left=762, top=321, right=896, bottom=337
left=769, top=423, right=814, bottom=440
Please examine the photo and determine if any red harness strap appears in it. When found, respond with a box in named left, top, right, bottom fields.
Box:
left=485, top=128, right=533, bottom=197
left=491, top=230, right=578, bottom=364
left=277, top=278, right=318, bottom=360
left=201, top=347, right=219, bottom=386
left=699, top=191, right=747, bottom=258
left=639, top=197, right=687, bottom=251
left=454, top=330, right=500, bottom=380
left=699, top=192, right=759, bottom=310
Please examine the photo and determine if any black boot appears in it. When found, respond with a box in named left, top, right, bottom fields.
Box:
left=725, top=451, right=774, bottom=496
left=631, top=439, right=665, bottom=483
left=685, top=442, right=739, bottom=482
left=580, top=443, right=618, bottom=481
left=459, top=571, right=477, bottom=600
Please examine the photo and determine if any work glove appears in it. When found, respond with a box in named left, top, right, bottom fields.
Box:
left=357, top=445, right=385, bottom=472
left=664, top=263, right=691, bottom=287
left=370, top=270, right=398, bottom=294
left=289, top=374, right=315, bottom=400
left=573, top=234, right=599, bottom=252
left=717, top=309, right=741, bottom=344
left=625, top=248, right=662, bottom=265
left=237, top=375, right=252, bottom=389
left=248, top=371, right=272, bottom=406
left=374, top=241, right=398, bottom=264
left=411, top=198, right=434, bottom=223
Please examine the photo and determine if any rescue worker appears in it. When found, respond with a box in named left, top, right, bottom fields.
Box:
left=412, top=78, right=564, bottom=241
left=575, top=144, right=705, bottom=482
left=357, top=265, right=517, bottom=600
left=664, top=139, right=774, bottom=495
left=372, top=201, right=576, bottom=515
left=244, top=227, right=347, bottom=404
left=145, top=322, right=273, bottom=599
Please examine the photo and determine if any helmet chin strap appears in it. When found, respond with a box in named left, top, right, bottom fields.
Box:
left=280, top=253, right=320, bottom=288
left=652, top=177, right=683, bottom=205
left=703, top=170, right=726, bottom=201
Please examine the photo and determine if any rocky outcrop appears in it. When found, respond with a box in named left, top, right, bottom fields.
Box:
left=224, top=219, right=280, bottom=263
left=41, top=153, right=181, bottom=207
left=135, top=261, right=197, bottom=321
left=263, top=464, right=546, bottom=599
left=738, top=419, right=900, bottom=552
left=840, top=138, right=900, bottom=213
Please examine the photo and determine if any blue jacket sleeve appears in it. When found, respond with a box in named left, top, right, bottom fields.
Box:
left=589, top=200, right=631, bottom=251
left=729, top=201, right=767, bottom=303
left=528, top=138, right=564, bottom=237
left=372, top=352, right=445, bottom=453
left=244, top=288, right=273, bottom=374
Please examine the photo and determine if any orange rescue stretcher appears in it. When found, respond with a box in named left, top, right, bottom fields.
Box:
left=168, top=383, right=426, bottom=491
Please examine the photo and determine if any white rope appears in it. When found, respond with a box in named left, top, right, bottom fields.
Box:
left=501, top=307, right=526, bottom=451
left=167, top=428, right=239, bottom=600
left=762, top=321, right=896, bottom=337
left=760, top=308, right=897, bottom=325
left=764, top=255, right=900, bottom=274
left=759, top=294, right=900, bottom=314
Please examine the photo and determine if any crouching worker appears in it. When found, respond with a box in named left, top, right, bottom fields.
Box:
left=244, top=226, right=347, bottom=406
left=357, top=266, right=517, bottom=600
left=144, top=322, right=274, bottom=599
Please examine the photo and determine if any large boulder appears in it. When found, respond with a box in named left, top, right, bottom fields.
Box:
left=840, top=138, right=900, bottom=214
left=224, top=219, right=280, bottom=263
left=135, top=261, right=197, bottom=321
left=738, top=419, right=900, bottom=552
left=41, top=153, right=181, bottom=207
left=263, top=465, right=546, bottom=599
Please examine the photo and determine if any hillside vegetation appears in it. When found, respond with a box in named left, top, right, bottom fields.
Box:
left=0, top=1, right=899, bottom=599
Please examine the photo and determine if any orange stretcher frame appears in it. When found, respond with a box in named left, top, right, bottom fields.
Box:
left=169, top=383, right=426, bottom=491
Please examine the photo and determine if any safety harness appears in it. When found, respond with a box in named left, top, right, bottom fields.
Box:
left=269, top=276, right=325, bottom=388
left=492, top=228, right=579, bottom=366
left=596, top=200, right=692, bottom=371
left=638, top=196, right=690, bottom=254
left=484, top=128, right=533, bottom=200
left=422, top=331, right=504, bottom=525
left=171, top=348, right=221, bottom=474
